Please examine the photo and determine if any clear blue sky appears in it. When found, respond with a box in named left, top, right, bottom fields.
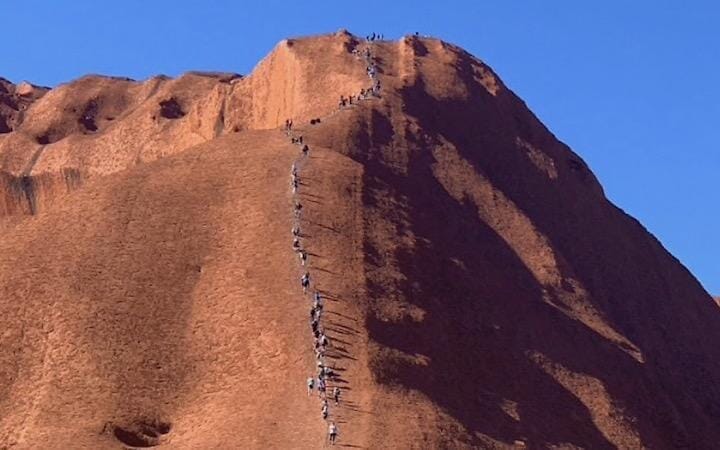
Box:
left=4, top=1, right=717, bottom=293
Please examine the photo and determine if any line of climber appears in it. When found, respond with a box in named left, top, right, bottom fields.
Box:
left=339, top=48, right=382, bottom=110
left=284, top=39, right=382, bottom=446
left=284, top=115, right=343, bottom=445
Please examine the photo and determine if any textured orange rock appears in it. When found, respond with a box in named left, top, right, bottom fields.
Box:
left=1, top=32, right=718, bottom=449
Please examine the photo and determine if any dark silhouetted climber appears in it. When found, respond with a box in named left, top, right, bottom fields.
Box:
left=322, top=399, right=329, bottom=420
left=333, top=387, right=340, bottom=405
left=293, top=237, right=301, bottom=250
left=307, top=376, right=315, bottom=396
left=299, top=249, right=307, bottom=265
left=301, top=272, right=310, bottom=293
left=302, top=144, right=309, bottom=156
left=292, top=226, right=300, bottom=237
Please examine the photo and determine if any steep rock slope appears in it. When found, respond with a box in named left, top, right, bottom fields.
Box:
left=0, top=31, right=718, bottom=449
left=304, top=36, right=720, bottom=448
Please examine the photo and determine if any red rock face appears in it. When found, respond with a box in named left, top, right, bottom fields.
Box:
left=0, top=32, right=717, bottom=449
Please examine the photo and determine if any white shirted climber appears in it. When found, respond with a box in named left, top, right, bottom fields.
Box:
left=328, top=422, right=338, bottom=445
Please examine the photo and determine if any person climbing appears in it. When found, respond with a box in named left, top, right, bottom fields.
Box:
left=323, top=366, right=334, bottom=379
left=302, top=144, right=309, bottom=156
left=320, top=332, right=329, bottom=347
left=301, top=272, right=310, bottom=293
left=293, top=237, right=301, bottom=250
left=298, top=135, right=303, bottom=144
left=349, top=95, right=354, bottom=105
left=328, top=422, right=338, bottom=445
left=299, top=249, right=307, bottom=265
left=318, top=378, right=326, bottom=397
left=307, top=376, right=315, bottom=396
left=292, top=226, right=300, bottom=237
left=322, top=399, right=329, bottom=420
left=291, top=162, right=297, bottom=176
left=333, top=387, right=340, bottom=405
left=313, top=291, right=323, bottom=307
left=311, top=317, right=319, bottom=333
left=288, top=119, right=293, bottom=130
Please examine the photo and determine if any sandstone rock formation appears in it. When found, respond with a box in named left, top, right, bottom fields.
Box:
left=0, top=31, right=718, bottom=449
